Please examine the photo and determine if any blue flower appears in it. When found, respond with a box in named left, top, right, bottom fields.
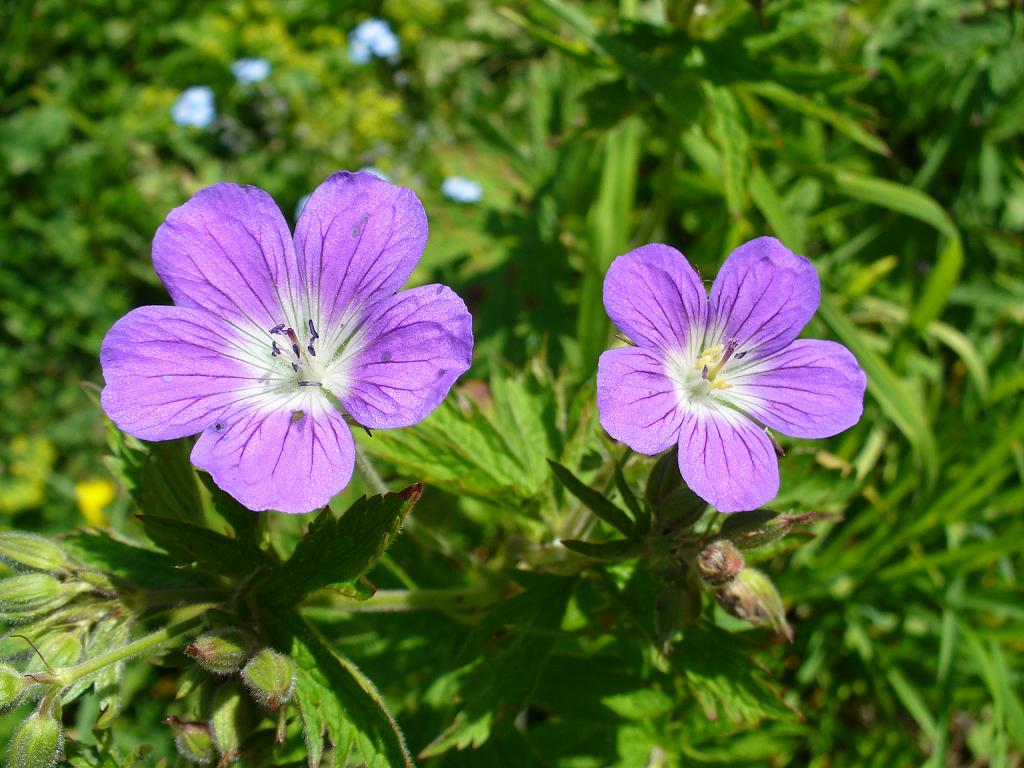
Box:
left=171, top=86, right=216, bottom=129
left=231, top=58, right=271, bottom=85
left=349, top=19, right=400, bottom=63
left=441, top=176, right=483, bottom=204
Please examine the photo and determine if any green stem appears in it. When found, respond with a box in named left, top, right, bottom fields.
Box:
left=50, top=606, right=209, bottom=687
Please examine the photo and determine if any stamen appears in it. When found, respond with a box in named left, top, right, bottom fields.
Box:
left=292, top=344, right=301, bottom=358
left=271, top=341, right=281, bottom=357
left=735, top=351, right=747, bottom=360
left=720, top=339, right=739, bottom=366
left=269, top=324, right=285, bottom=335
left=307, top=344, right=317, bottom=357
left=765, top=428, right=785, bottom=457
left=291, top=362, right=299, bottom=372
left=701, top=365, right=709, bottom=380
left=614, top=334, right=636, bottom=347
left=298, top=381, right=322, bottom=387
left=308, top=319, right=319, bottom=341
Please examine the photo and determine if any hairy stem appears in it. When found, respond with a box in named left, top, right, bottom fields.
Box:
left=303, top=583, right=503, bottom=617
left=48, top=605, right=210, bottom=687
left=356, top=451, right=389, bottom=495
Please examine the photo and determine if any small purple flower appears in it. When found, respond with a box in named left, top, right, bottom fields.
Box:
left=231, top=58, right=271, bottom=85
left=597, top=237, right=866, bottom=513
left=100, top=172, right=474, bottom=513
left=171, top=86, right=216, bottom=128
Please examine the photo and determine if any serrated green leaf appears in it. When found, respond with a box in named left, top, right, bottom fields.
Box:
left=136, top=515, right=269, bottom=578
left=548, top=460, right=635, bottom=537
left=264, top=486, right=420, bottom=604
left=60, top=529, right=207, bottom=590
left=266, top=609, right=413, bottom=768
left=673, top=624, right=794, bottom=724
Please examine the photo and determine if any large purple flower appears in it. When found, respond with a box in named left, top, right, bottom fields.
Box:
left=597, top=237, right=866, bottom=513
left=101, top=171, right=474, bottom=513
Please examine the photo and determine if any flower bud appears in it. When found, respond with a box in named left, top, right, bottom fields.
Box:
left=241, top=650, right=295, bottom=711
left=170, top=720, right=216, bottom=765
left=0, top=534, right=72, bottom=574
left=695, top=541, right=744, bottom=585
left=184, top=629, right=255, bottom=676
left=0, top=574, right=84, bottom=622
left=714, top=567, right=793, bottom=642
left=0, top=666, right=28, bottom=713
left=646, top=450, right=706, bottom=531
left=718, top=510, right=822, bottom=550
left=209, top=684, right=248, bottom=764
left=6, top=704, right=63, bottom=768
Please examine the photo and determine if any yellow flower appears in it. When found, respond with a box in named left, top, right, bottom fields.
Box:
left=74, top=478, right=116, bottom=527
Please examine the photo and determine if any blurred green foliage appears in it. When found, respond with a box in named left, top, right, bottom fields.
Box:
left=1, top=0, right=1023, bottom=766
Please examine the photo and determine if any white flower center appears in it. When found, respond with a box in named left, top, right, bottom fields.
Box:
left=664, top=338, right=745, bottom=410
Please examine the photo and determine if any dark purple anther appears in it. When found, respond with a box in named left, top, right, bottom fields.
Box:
left=701, top=364, right=709, bottom=380
left=721, top=339, right=739, bottom=366
left=269, top=324, right=285, bottom=335
left=291, top=344, right=301, bottom=358
left=271, top=341, right=281, bottom=357
left=308, top=319, right=319, bottom=341
left=307, top=344, right=316, bottom=357
left=291, top=362, right=299, bottom=372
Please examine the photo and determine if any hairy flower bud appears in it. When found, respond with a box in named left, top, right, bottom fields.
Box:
left=184, top=629, right=255, bottom=676
left=718, top=510, right=822, bottom=550
left=0, top=534, right=72, bottom=574
left=6, top=702, right=63, bottom=768
left=209, top=684, right=249, bottom=764
left=0, top=574, right=85, bottom=622
left=241, top=650, right=296, bottom=711
left=714, top=567, right=793, bottom=642
left=0, top=666, right=29, bottom=713
left=695, top=541, right=744, bottom=585
left=170, top=720, right=216, bottom=765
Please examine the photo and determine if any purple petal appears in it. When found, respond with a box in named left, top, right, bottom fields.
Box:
left=337, top=285, right=473, bottom=429
left=603, top=244, right=708, bottom=353
left=722, top=339, right=866, bottom=438
left=191, top=404, right=355, bottom=514
left=294, top=171, right=427, bottom=335
left=153, top=184, right=300, bottom=332
left=677, top=408, right=779, bottom=513
left=708, top=237, right=820, bottom=359
left=100, top=306, right=268, bottom=442
left=597, top=347, right=685, bottom=454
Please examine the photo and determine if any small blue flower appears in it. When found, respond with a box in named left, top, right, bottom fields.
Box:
left=294, top=194, right=310, bottom=220
left=232, top=58, right=271, bottom=85
left=348, top=19, right=400, bottom=63
left=359, top=166, right=390, bottom=181
left=441, top=176, right=483, bottom=204
left=171, top=86, right=216, bottom=129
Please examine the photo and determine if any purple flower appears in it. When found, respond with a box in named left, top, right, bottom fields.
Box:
left=597, top=237, right=866, bottom=513
left=100, top=172, right=474, bottom=513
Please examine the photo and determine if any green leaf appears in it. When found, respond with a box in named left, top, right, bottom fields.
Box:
left=706, top=84, right=750, bottom=218
left=60, top=529, right=207, bottom=589
left=198, top=472, right=259, bottom=547
left=744, top=81, right=890, bottom=156
left=264, top=486, right=420, bottom=604
left=749, top=167, right=805, bottom=252
left=817, top=295, right=939, bottom=484
left=266, top=609, right=413, bottom=768
left=421, top=574, right=576, bottom=757
left=673, top=624, right=794, bottom=724
left=561, top=538, right=637, bottom=561
left=827, top=168, right=964, bottom=330
left=135, top=515, right=270, bottom=578
left=548, top=460, right=636, bottom=537
left=364, top=375, right=554, bottom=502
left=614, top=460, right=650, bottom=536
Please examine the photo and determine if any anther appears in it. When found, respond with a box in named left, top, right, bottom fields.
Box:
left=701, top=365, right=709, bottom=380
left=308, top=319, right=319, bottom=341
left=291, top=344, right=301, bottom=358
left=735, top=351, right=747, bottom=360
left=307, top=344, right=316, bottom=357
left=271, top=341, right=281, bottom=357
left=721, top=339, right=739, bottom=366
left=298, top=381, right=322, bottom=387
left=291, top=362, right=299, bottom=372
left=269, top=324, right=285, bottom=335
